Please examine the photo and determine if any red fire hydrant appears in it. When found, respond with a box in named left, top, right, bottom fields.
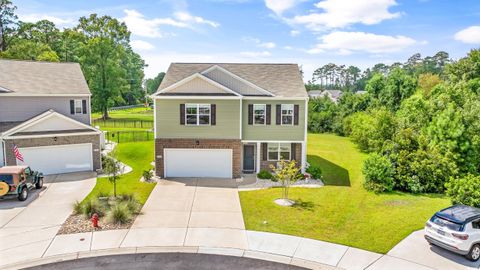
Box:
left=91, top=213, right=99, bottom=228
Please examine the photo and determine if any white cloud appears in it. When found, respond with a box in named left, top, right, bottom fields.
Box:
left=454, top=26, right=480, bottom=44
left=307, top=31, right=417, bottom=54
left=18, top=14, right=75, bottom=27
left=290, top=30, right=300, bottom=36
left=291, top=0, right=401, bottom=30
left=173, top=11, right=220, bottom=28
left=242, top=37, right=276, bottom=49
left=265, top=0, right=302, bottom=15
left=131, top=40, right=155, bottom=51
left=258, top=42, right=276, bottom=49
left=240, top=51, right=272, bottom=57
left=122, top=9, right=219, bottom=38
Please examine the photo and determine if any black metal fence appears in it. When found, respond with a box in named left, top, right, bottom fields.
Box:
left=93, top=119, right=154, bottom=129
left=105, top=130, right=154, bottom=143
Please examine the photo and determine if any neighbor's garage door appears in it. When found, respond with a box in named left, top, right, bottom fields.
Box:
left=164, top=149, right=232, bottom=178
left=17, top=143, right=93, bottom=175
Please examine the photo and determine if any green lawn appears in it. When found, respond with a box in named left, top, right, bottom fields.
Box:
left=92, top=107, right=154, bottom=121
left=239, top=133, right=450, bottom=253
left=82, top=141, right=156, bottom=205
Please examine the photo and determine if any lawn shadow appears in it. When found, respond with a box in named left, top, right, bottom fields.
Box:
left=292, top=199, right=315, bottom=211
left=307, top=155, right=350, bottom=186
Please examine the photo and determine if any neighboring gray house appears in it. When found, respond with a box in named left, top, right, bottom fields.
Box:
left=308, top=89, right=343, bottom=103
left=152, top=63, right=308, bottom=179
left=0, top=59, right=101, bottom=175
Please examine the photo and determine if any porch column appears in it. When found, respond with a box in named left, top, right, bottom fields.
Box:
left=256, top=142, right=261, bottom=173
left=301, top=142, right=307, bottom=173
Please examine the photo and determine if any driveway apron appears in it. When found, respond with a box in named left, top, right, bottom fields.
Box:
left=131, top=178, right=247, bottom=249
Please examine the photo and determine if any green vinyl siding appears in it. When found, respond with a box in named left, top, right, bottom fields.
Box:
left=242, top=99, right=306, bottom=141
left=155, top=98, right=240, bottom=139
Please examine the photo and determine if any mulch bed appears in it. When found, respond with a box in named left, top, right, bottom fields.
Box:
left=57, top=214, right=135, bottom=235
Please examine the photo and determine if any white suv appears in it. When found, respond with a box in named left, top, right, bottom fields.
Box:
left=425, top=205, right=480, bottom=261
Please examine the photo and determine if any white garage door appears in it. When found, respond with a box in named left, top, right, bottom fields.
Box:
left=164, top=149, right=232, bottom=178
left=17, top=143, right=93, bottom=175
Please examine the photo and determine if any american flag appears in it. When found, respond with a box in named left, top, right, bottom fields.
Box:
left=13, top=144, right=24, bottom=162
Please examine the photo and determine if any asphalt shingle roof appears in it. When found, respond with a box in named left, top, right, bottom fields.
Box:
left=0, top=59, right=90, bottom=95
left=158, top=63, right=307, bottom=98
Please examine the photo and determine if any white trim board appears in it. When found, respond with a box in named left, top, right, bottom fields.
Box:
left=153, top=96, right=241, bottom=100
left=201, top=65, right=275, bottom=97
left=153, top=73, right=241, bottom=97
left=2, top=110, right=101, bottom=138
left=0, top=94, right=91, bottom=97
left=6, top=132, right=100, bottom=140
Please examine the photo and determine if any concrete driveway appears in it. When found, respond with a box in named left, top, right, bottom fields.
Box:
left=130, top=178, right=247, bottom=250
left=133, top=178, right=245, bottom=230
left=0, top=172, right=96, bottom=266
left=388, top=230, right=480, bottom=270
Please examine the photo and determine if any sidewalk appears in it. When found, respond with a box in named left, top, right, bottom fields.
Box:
left=3, top=225, right=450, bottom=270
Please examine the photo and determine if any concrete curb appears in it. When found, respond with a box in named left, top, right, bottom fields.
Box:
left=1, top=246, right=337, bottom=270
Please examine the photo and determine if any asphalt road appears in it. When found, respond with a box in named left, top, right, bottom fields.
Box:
left=24, top=253, right=308, bottom=270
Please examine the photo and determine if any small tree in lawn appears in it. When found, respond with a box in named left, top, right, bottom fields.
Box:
left=270, top=159, right=301, bottom=206
left=103, top=152, right=124, bottom=198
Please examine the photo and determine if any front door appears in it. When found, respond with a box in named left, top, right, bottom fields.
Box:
left=243, top=145, right=255, bottom=172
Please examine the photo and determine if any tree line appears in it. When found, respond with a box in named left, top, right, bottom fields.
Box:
left=306, top=51, right=451, bottom=92
left=0, top=0, right=162, bottom=119
left=308, top=49, right=480, bottom=207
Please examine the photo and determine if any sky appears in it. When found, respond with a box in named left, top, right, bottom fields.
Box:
left=14, top=0, right=480, bottom=81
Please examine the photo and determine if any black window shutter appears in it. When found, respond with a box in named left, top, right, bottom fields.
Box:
left=82, top=100, right=87, bottom=114
left=276, top=104, right=281, bottom=125
left=291, top=143, right=296, bottom=160
left=262, top=143, right=267, bottom=161
left=180, top=104, right=185, bottom=125
left=266, top=105, right=271, bottom=125
left=248, top=104, right=253, bottom=125
left=294, top=105, right=300, bottom=125
left=211, top=104, right=216, bottom=125
left=70, top=100, right=75, bottom=114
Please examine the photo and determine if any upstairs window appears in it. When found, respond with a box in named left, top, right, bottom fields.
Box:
left=267, top=143, right=291, bottom=161
left=185, top=104, right=210, bottom=125
left=74, top=100, right=83, bottom=114
left=281, top=104, right=294, bottom=125
left=254, top=104, right=266, bottom=125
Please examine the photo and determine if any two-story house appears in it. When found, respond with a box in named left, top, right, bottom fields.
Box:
left=152, top=63, right=308, bottom=179
left=0, top=59, right=101, bottom=175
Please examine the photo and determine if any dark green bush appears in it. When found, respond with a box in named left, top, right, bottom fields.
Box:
left=446, top=174, right=480, bottom=207
left=362, top=153, right=395, bottom=193
left=142, top=170, right=153, bottom=181
left=257, top=169, right=273, bottom=180
left=306, top=165, right=322, bottom=179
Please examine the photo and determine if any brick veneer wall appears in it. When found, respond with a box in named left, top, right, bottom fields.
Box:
left=260, top=143, right=302, bottom=171
left=4, top=134, right=101, bottom=171
left=155, top=138, right=242, bottom=178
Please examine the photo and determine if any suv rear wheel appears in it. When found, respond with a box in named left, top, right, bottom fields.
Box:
left=18, top=187, right=28, bottom=201
left=35, top=177, right=43, bottom=189
left=466, top=244, right=480, bottom=262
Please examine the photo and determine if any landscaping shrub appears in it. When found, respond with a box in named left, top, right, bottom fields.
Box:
left=446, top=174, right=480, bottom=207
left=142, top=170, right=153, bottom=181
left=73, top=201, right=82, bottom=215
left=106, top=203, right=131, bottom=224
left=362, top=153, right=395, bottom=193
left=257, top=169, right=273, bottom=180
left=119, top=194, right=142, bottom=214
left=82, top=198, right=105, bottom=218
left=306, top=165, right=322, bottom=180
left=102, top=155, right=115, bottom=170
